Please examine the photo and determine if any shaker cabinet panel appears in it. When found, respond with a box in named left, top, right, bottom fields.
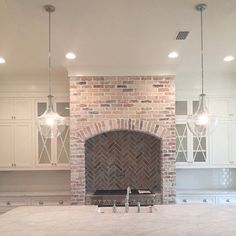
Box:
left=229, top=122, right=236, bottom=164
left=211, top=122, right=229, bottom=165
left=0, top=100, right=13, bottom=120
left=209, top=100, right=227, bottom=117
left=14, top=124, right=33, bottom=167
left=14, top=100, right=32, bottom=120
left=0, top=99, right=32, bottom=121
left=0, top=124, right=13, bottom=167
left=228, top=100, right=236, bottom=118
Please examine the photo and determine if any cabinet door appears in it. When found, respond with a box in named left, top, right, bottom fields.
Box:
left=228, top=100, right=236, bottom=118
left=0, top=124, right=13, bottom=167
left=36, top=102, right=52, bottom=166
left=56, top=102, right=69, bottom=165
left=0, top=100, right=13, bottom=120
left=211, top=122, right=229, bottom=165
left=14, top=124, right=33, bottom=167
left=176, top=123, right=188, bottom=163
left=209, top=100, right=228, bottom=119
left=192, top=135, right=207, bottom=163
left=14, top=100, right=32, bottom=120
left=229, top=122, right=236, bottom=164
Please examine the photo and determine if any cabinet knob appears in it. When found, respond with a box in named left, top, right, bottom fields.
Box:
left=226, top=199, right=230, bottom=203
left=39, top=201, right=44, bottom=205
left=59, top=201, right=64, bottom=205
left=203, top=199, right=208, bottom=203
left=183, top=199, right=188, bottom=203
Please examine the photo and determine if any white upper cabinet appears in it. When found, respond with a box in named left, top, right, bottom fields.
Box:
left=0, top=99, right=33, bottom=121
left=35, top=100, right=70, bottom=169
left=176, top=99, right=208, bottom=167
left=229, top=122, right=236, bottom=164
left=0, top=123, right=33, bottom=168
left=228, top=100, right=236, bottom=118
left=210, top=121, right=229, bottom=165
left=14, top=100, right=32, bottom=120
left=0, top=124, right=13, bottom=167
left=14, top=123, right=33, bottom=167
left=209, top=98, right=236, bottom=120
left=0, top=100, right=13, bottom=120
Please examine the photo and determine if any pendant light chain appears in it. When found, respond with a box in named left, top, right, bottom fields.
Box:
left=48, top=8, right=52, bottom=96
left=200, top=8, right=204, bottom=95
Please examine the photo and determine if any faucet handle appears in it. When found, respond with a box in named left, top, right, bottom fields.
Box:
left=127, top=186, right=131, bottom=193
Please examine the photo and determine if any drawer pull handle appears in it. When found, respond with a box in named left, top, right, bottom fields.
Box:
left=6, top=201, right=11, bottom=206
left=39, top=201, right=44, bottom=205
left=59, top=201, right=64, bottom=205
left=226, top=199, right=230, bottom=203
left=183, top=199, right=188, bottom=203
left=203, top=199, right=208, bottom=203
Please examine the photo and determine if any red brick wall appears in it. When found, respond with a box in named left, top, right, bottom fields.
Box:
left=70, top=76, right=176, bottom=204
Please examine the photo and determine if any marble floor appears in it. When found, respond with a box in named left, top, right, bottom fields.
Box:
left=0, top=205, right=236, bottom=236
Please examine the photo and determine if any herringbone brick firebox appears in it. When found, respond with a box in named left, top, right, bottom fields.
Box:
left=70, top=76, right=176, bottom=204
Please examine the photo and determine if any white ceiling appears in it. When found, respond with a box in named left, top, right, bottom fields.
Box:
left=0, top=0, right=236, bottom=79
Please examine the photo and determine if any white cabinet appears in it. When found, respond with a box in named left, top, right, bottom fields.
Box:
left=0, top=99, right=32, bottom=121
left=210, top=98, right=236, bottom=120
left=177, top=195, right=215, bottom=204
left=211, top=121, right=236, bottom=166
left=177, top=192, right=236, bottom=206
left=14, top=124, right=33, bottom=167
left=229, top=122, right=236, bottom=164
left=36, top=100, right=69, bottom=169
left=210, top=122, right=229, bottom=165
left=176, top=100, right=208, bottom=167
left=0, top=123, right=33, bottom=168
left=0, top=124, right=13, bottom=167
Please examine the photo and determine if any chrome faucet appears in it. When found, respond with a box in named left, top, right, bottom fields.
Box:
left=125, top=186, right=131, bottom=213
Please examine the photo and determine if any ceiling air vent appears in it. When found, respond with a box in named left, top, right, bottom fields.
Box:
left=176, top=31, right=189, bottom=40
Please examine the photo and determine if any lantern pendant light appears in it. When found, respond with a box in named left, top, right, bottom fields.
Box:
left=37, top=5, right=66, bottom=139
left=187, top=3, right=218, bottom=137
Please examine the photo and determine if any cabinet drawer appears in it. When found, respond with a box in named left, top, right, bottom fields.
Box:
left=30, top=196, right=70, bottom=206
left=177, top=196, right=215, bottom=204
left=0, top=197, right=27, bottom=206
left=217, top=197, right=236, bottom=205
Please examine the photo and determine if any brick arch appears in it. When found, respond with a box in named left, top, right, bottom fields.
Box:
left=76, top=119, right=168, bottom=142
left=70, top=118, right=175, bottom=205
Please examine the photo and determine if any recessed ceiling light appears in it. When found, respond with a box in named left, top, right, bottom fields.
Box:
left=0, top=57, right=6, bottom=64
left=224, top=55, right=234, bottom=62
left=168, top=52, right=178, bottom=59
left=65, top=52, right=76, bottom=60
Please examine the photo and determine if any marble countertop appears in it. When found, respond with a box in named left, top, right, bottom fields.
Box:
left=0, top=205, right=236, bottom=236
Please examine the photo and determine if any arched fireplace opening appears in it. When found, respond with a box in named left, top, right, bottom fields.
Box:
left=85, top=130, right=162, bottom=205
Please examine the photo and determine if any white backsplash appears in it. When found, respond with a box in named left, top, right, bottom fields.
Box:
left=176, top=168, right=236, bottom=190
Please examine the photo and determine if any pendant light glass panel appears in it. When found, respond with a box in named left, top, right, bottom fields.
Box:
left=187, top=94, right=218, bottom=136
left=38, top=95, right=66, bottom=139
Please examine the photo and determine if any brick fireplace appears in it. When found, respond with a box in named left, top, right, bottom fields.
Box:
left=70, top=76, right=176, bottom=204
